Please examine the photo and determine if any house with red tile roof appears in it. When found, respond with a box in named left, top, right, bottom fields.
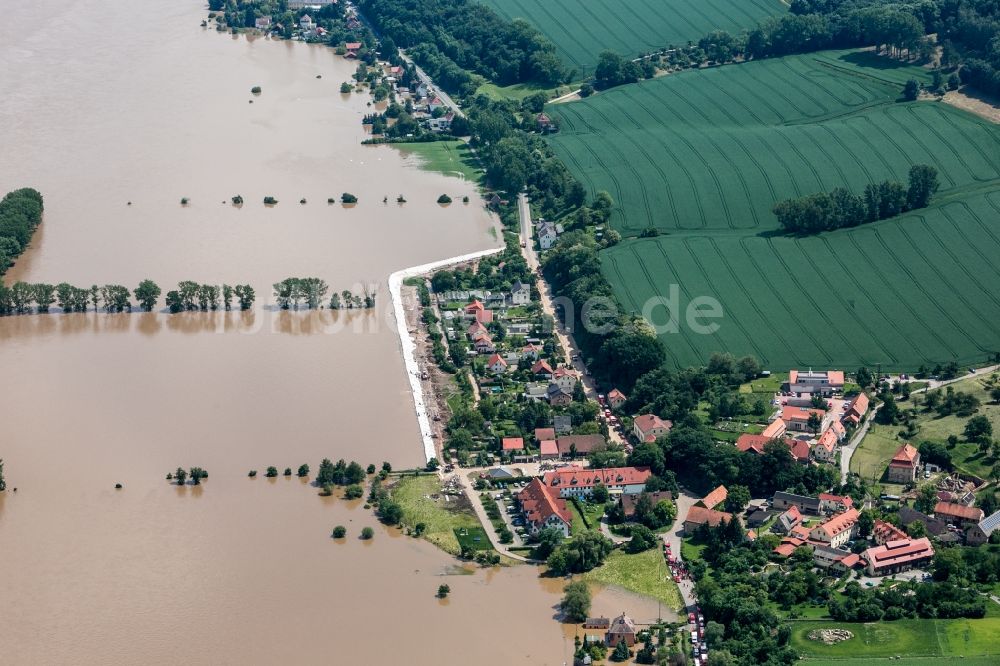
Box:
left=829, top=419, right=846, bottom=440
left=683, top=505, right=735, bottom=534
left=464, top=299, right=485, bottom=314
left=934, top=501, right=984, bottom=527
left=605, top=613, right=637, bottom=647
left=474, top=309, right=493, bottom=325
left=813, top=427, right=838, bottom=462
left=812, top=544, right=862, bottom=571
left=520, top=343, right=541, bottom=361
left=517, top=478, right=571, bottom=537
left=633, top=414, right=672, bottom=443
left=531, top=359, right=553, bottom=378
left=773, top=537, right=806, bottom=557
left=467, top=321, right=487, bottom=338
left=501, top=437, right=524, bottom=452
left=607, top=388, right=627, bottom=410
left=539, top=439, right=559, bottom=460
left=542, top=466, right=650, bottom=498
left=818, top=493, right=853, bottom=514
left=552, top=366, right=581, bottom=392
left=736, top=434, right=770, bottom=455
left=535, top=427, right=556, bottom=442
left=843, top=392, right=869, bottom=425
left=698, top=485, right=728, bottom=511
left=872, top=519, right=907, bottom=545
left=736, top=434, right=809, bottom=463
left=787, top=369, right=845, bottom=396
left=864, top=537, right=934, bottom=576
left=887, top=443, right=920, bottom=483
left=555, top=434, right=606, bottom=458
left=761, top=418, right=787, bottom=439
left=809, top=508, right=859, bottom=548
left=782, top=405, right=829, bottom=433
left=788, top=438, right=812, bottom=464
left=487, top=353, right=508, bottom=375
left=473, top=335, right=495, bottom=354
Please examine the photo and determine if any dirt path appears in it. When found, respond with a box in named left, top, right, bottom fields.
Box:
left=942, top=90, right=1000, bottom=123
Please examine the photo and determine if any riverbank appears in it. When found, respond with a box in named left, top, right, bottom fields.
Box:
left=388, top=247, right=503, bottom=462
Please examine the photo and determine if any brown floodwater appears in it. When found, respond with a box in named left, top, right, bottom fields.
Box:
left=0, top=1, right=665, bottom=663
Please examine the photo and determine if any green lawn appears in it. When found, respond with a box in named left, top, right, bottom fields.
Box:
left=790, top=616, right=1000, bottom=660
left=392, top=140, right=483, bottom=184
left=854, top=373, right=1000, bottom=480
left=681, top=538, right=705, bottom=563
left=454, top=526, right=492, bottom=552
left=482, top=0, right=784, bottom=75
left=391, top=474, right=488, bottom=555
left=739, top=372, right=787, bottom=395
left=475, top=80, right=580, bottom=102
left=582, top=548, right=684, bottom=612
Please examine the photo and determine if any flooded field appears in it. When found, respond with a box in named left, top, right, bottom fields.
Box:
left=0, top=1, right=661, bottom=663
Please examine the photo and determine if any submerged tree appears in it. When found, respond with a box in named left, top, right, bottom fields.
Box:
left=133, top=279, right=161, bottom=312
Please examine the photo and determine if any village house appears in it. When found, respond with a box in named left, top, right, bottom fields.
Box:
left=546, top=383, right=573, bottom=407
left=863, top=537, right=935, bottom=576
left=605, top=614, right=637, bottom=647
left=299, top=14, right=314, bottom=31
left=818, top=493, right=854, bottom=514
left=509, top=280, right=531, bottom=306
left=426, top=112, right=454, bottom=133
left=761, top=418, right=787, bottom=439
left=535, top=427, right=556, bottom=442
left=934, top=501, right=984, bottom=527
left=487, top=353, right=508, bottom=375
left=811, top=544, right=862, bottom=571
left=552, top=366, right=581, bottom=393
left=537, top=220, right=561, bottom=250
left=633, top=413, right=672, bottom=443
left=542, top=466, right=651, bottom=498
left=553, top=415, right=573, bottom=435
left=539, top=439, right=559, bottom=460
left=746, top=507, right=771, bottom=528
left=255, top=16, right=272, bottom=30
left=871, top=519, right=908, bottom=545
left=887, top=443, right=921, bottom=483
left=473, top=334, right=495, bottom=355
left=965, top=510, right=1000, bottom=545
left=620, top=491, right=673, bottom=520
left=607, top=388, right=626, bottom=410
left=344, top=41, right=362, bottom=58
left=786, top=369, right=845, bottom=396
left=427, top=96, right=446, bottom=113
left=772, top=491, right=821, bottom=515
left=520, top=343, right=541, bottom=362
left=517, top=478, right=571, bottom=536
left=501, top=437, right=524, bottom=454
left=736, top=433, right=809, bottom=463
left=843, top=392, right=870, bottom=426
left=683, top=505, right=735, bottom=534
left=697, top=485, right=728, bottom=511
left=782, top=405, right=829, bottom=433
left=531, top=359, right=553, bottom=378
left=774, top=506, right=804, bottom=535
left=556, top=434, right=606, bottom=459
left=812, top=427, right=838, bottom=462
left=809, top=508, right=860, bottom=548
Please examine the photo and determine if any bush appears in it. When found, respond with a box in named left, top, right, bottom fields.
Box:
left=251, top=86, right=262, bottom=94
left=344, top=484, right=364, bottom=499
left=248, top=470, right=257, bottom=478
left=340, top=82, right=353, bottom=93
left=180, top=197, right=189, bottom=205
left=265, top=466, right=278, bottom=477
left=341, top=192, right=358, bottom=204
left=263, top=196, right=278, bottom=205
left=360, top=527, right=374, bottom=540
left=231, top=195, right=243, bottom=205
left=297, top=464, right=309, bottom=477
left=437, top=194, right=452, bottom=204
left=332, top=525, right=347, bottom=538
left=437, top=584, right=450, bottom=598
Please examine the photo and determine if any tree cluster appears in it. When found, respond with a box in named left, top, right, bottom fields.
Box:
left=0, top=188, right=43, bottom=276
left=165, top=281, right=255, bottom=313
left=316, top=458, right=367, bottom=487
left=545, top=531, right=614, bottom=575
left=357, top=0, right=567, bottom=94
left=829, top=579, right=985, bottom=621
left=0, top=281, right=142, bottom=315
left=773, top=165, right=939, bottom=234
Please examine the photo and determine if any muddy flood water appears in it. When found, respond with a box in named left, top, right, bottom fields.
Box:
left=0, top=1, right=664, bottom=664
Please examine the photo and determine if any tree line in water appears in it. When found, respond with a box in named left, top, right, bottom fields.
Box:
left=272, top=277, right=376, bottom=310
left=773, top=164, right=940, bottom=234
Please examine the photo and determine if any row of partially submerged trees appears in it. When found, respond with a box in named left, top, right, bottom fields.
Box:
left=0, top=278, right=378, bottom=314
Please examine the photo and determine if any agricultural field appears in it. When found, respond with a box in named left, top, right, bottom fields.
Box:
left=546, top=50, right=1000, bottom=236
left=790, top=614, right=1000, bottom=661
left=602, top=191, right=1000, bottom=370
left=481, top=0, right=785, bottom=75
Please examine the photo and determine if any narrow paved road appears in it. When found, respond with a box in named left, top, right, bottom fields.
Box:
left=517, top=193, right=627, bottom=447
left=398, top=51, right=465, bottom=118
left=661, top=490, right=700, bottom=614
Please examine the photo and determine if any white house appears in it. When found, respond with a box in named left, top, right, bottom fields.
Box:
left=510, top=280, right=531, bottom=306
left=538, top=222, right=559, bottom=250
left=299, top=15, right=314, bottom=31
left=552, top=366, right=580, bottom=393
left=487, top=353, right=508, bottom=375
